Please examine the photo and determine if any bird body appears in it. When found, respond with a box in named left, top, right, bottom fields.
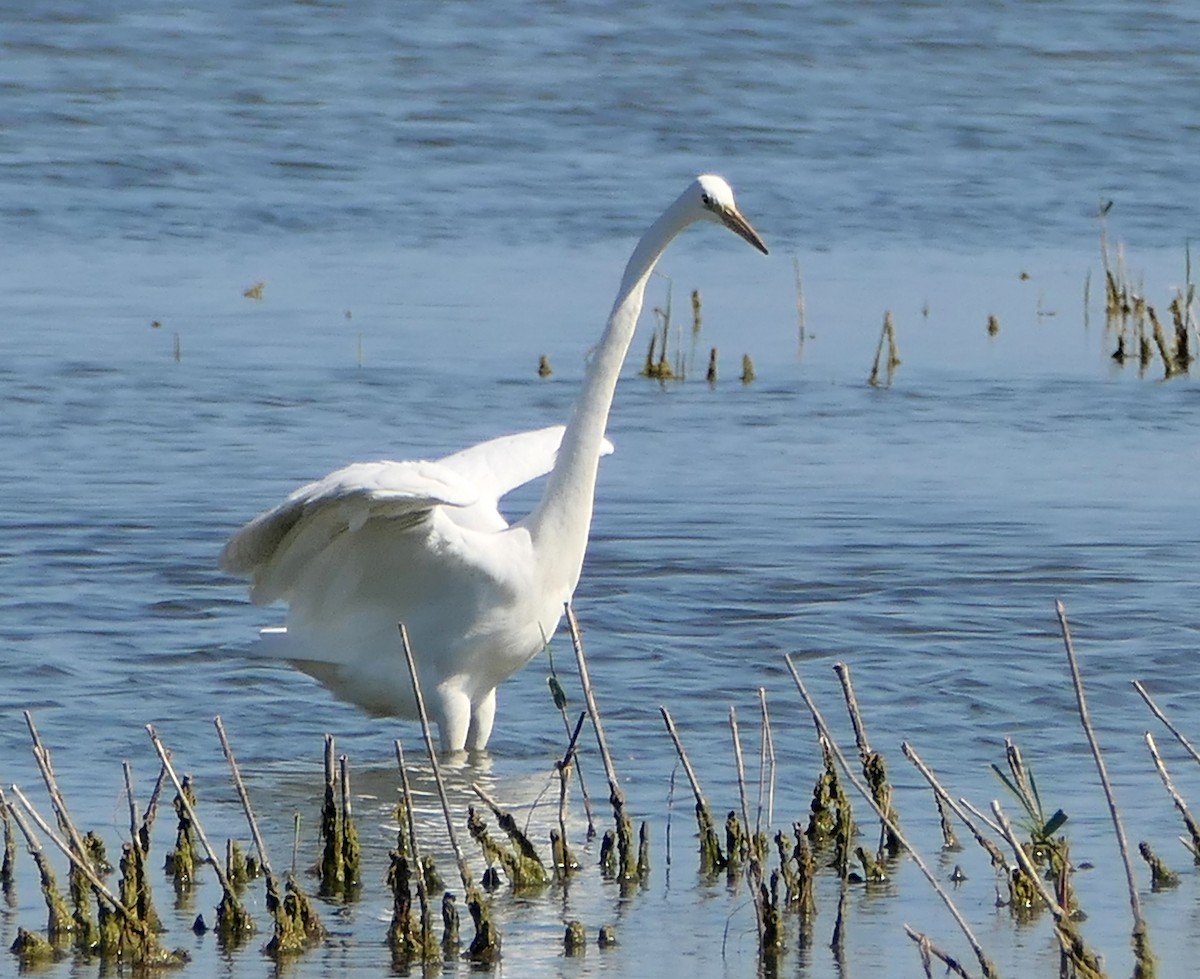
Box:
left=221, top=175, right=767, bottom=752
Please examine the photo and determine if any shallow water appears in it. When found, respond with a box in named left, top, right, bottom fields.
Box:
left=3, top=3, right=1200, bottom=978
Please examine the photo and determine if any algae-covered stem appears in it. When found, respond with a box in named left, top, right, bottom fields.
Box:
left=398, top=623, right=472, bottom=887
left=146, top=725, right=239, bottom=898
left=990, top=800, right=1105, bottom=977
left=122, top=762, right=140, bottom=842
left=8, top=783, right=144, bottom=931
left=393, top=739, right=434, bottom=951
left=339, top=753, right=360, bottom=888
left=1132, top=679, right=1200, bottom=766
left=0, top=784, right=15, bottom=888
left=470, top=781, right=547, bottom=865
left=2, top=783, right=73, bottom=934
left=832, top=663, right=872, bottom=759
left=1055, top=601, right=1149, bottom=947
left=783, top=655, right=998, bottom=979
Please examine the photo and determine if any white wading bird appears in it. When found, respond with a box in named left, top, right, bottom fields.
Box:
left=220, top=175, right=768, bottom=752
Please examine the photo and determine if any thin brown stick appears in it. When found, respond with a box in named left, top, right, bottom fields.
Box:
left=1056, top=600, right=1145, bottom=938
left=553, top=711, right=586, bottom=874
left=1143, top=732, right=1200, bottom=857
left=565, top=603, right=639, bottom=880
left=784, top=654, right=997, bottom=979
left=140, top=762, right=167, bottom=846
left=903, top=924, right=977, bottom=979
left=990, top=802, right=1067, bottom=915
left=398, top=623, right=472, bottom=889
left=757, top=687, right=776, bottom=830
left=564, top=603, right=621, bottom=798
left=1133, top=679, right=1200, bottom=766
left=213, top=715, right=277, bottom=885
left=145, top=724, right=237, bottom=896
left=24, top=712, right=90, bottom=867
left=729, top=707, right=765, bottom=943
left=833, top=662, right=872, bottom=759
left=659, top=706, right=711, bottom=811
left=122, top=762, right=140, bottom=842
left=901, top=743, right=1007, bottom=869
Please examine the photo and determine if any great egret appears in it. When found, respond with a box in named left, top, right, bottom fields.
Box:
left=220, top=174, right=768, bottom=752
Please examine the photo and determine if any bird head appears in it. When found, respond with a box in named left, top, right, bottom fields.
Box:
left=694, top=174, right=769, bottom=255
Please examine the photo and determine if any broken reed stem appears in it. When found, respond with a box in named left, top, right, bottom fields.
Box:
left=547, top=668, right=597, bottom=838
left=834, top=661, right=901, bottom=855
left=2, top=784, right=72, bottom=935
left=24, top=712, right=91, bottom=875
left=8, top=783, right=143, bottom=933
left=1132, top=680, right=1200, bottom=766
left=660, top=705, right=725, bottom=873
left=470, top=782, right=549, bottom=886
left=659, top=706, right=710, bottom=811
left=564, top=603, right=620, bottom=802
left=140, top=763, right=167, bottom=847
left=1143, top=732, right=1200, bottom=859
left=729, top=707, right=767, bottom=945
left=904, top=924, right=978, bottom=979
left=868, top=311, right=900, bottom=386
left=393, top=739, right=435, bottom=955
left=146, top=725, right=237, bottom=897
left=793, top=255, right=807, bottom=350
left=400, top=619, right=504, bottom=964
left=833, top=663, right=872, bottom=758
left=213, top=716, right=276, bottom=884
left=553, top=711, right=587, bottom=876
left=1055, top=600, right=1149, bottom=956
left=991, top=801, right=1106, bottom=977
left=215, top=715, right=323, bottom=954
left=122, top=762, right=139, bottom=844
left=319, top=735, right=343, bottom=894
left=398, top=626, right=500, bottom=963
left=757, top=687, right=776, bottom=831
left=340, top=754, right=360, bottom=891
left=397, top=624, right=472, bottom=890
left=784, top=655, right=997, bottom=979
left=1, top=785, right=15, bottom=889
left=901, top=743, right=1007, bottom=870
left=564, top=603, right=639, bottom=881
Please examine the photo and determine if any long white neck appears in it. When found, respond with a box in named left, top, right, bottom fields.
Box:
left=524, top=188, right=698, bottom=593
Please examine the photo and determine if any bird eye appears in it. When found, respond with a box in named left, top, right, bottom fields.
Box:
left=701, top=192, right=713, bottom=208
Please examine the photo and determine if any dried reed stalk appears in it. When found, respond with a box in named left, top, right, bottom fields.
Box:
left=1055, top=599, right=1151, bottom=976
left=785, top=655, right=997, bottom=979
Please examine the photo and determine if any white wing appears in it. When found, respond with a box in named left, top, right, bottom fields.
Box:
left=220, top=426, right=615, bottom=604
left=219, top=459, right=479, bottom=605
left=436, top=425, right=614, bottom=532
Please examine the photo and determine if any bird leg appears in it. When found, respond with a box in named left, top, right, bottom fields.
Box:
left=466, top=690, right=497, bottom=753
left=435, top=685, right=473, bottom=755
